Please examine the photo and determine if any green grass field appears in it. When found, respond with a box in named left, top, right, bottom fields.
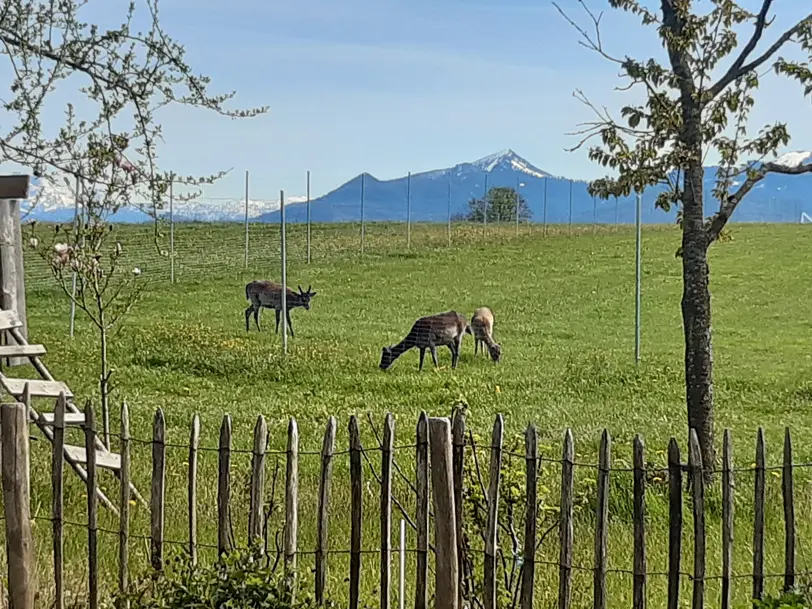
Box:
left=12, top=221, right=812, bottom=608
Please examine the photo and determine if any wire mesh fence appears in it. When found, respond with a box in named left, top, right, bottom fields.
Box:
left=21, top=169, right=811, bottom=292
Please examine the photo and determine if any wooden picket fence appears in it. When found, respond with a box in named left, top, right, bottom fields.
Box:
left=0, top=397, right=805, bottom=609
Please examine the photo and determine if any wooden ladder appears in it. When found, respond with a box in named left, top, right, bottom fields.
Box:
left=0, top=309, right=146, bottom=514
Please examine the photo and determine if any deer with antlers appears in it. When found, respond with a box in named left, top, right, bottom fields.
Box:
left=244, top=280, right=317, bottom=337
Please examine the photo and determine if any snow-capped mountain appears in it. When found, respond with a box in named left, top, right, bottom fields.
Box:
left=259, top=148, right=812, bottom=225
left=772, top=151, right=812, bottom=167
left=21, top=175, right=307, bottom=223
left=17, top=148, right=812, bottom=225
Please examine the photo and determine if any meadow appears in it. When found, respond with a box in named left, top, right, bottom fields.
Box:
left=12, top=220, right=812, bottom=608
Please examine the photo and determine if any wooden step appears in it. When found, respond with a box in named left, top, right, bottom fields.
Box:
left=0, top=344, right=46, bottom=358
left=0, top=310, right=22, bottom=332
left=40, top=412, right=85, bottom=426
left=63, top=445, right=121, bottom=471
left=0, top=377, right=73, bottom=399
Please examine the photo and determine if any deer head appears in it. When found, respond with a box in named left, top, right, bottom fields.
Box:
left=297, top=285, right=318, bottom=310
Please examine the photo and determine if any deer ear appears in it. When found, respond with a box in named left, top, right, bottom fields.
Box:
left=307, top=285, right=312, bottom=293
left=310, top=291, right=318, bottom=298
left=298, top=284, right=303, bottom=293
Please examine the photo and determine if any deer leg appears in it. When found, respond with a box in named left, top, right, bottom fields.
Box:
left=245, top=307, right=252, bottom=332
left=474, top=339, right=479, bottom=355
left=286, top=309, right=295, bottom=337
left=452, top=336, right=462, bottom=368
left=418, top=348, right=426, bottom=371
left=429, top=345, right=439, bottom=368
left=254, top=307, right=261, bottom=331
left=275, top=309, right=281, bottom=334
left=447, top=344, right=457, bottom=369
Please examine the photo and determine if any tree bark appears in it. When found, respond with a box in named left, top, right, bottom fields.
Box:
left=681, top=160, right=716, bottom=477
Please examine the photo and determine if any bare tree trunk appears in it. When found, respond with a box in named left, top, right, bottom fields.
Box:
left=681, top=162, right=716, bottom=477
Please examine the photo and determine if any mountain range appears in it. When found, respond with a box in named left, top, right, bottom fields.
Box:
left=21, top=149, right=812, bottom=225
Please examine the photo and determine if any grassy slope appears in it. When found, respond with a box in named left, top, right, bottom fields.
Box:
left=15, top=222, right=812, bottom=608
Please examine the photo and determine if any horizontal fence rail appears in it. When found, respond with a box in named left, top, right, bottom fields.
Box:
left=0, top=390, right=808, bottom=609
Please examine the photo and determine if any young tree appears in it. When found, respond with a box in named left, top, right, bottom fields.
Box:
left=5, top=0, right=266, bottom=445
left=467, top=187, right=532, bottom=223
left=27, top=153, right=146, bottom=448
left=556, top=0, right=811, bottom=471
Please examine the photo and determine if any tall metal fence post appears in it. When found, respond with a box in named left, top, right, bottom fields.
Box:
left=635, top=192, right=642, bottom=365
left=447, top=178, right=452, bottom=247
left=593, top=195, right=597, bottom=233
left=406, top=171, right=412, bottom=249
left=69, top=178, right=80, bottom=338
left=515, top=179, right=520, bottom=237
left=360, top=174, right=366, bottom=256
left=169, top=174, right=175, bottom=284
left=543, top=177, right=548, bottom=236
left=483, top=173, right=488, bottom=228
left=244, top=171, right=250, bottom=269
left=306, top=170, right=312, bottom=264
left=568, top=179, right=573, bottom=236
left=280, top=190, right=288, bottom=356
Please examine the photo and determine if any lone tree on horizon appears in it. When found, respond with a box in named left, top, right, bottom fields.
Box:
left=557, top=0, right=811, bottom=472
left=467, top=186, right=532, bottom=223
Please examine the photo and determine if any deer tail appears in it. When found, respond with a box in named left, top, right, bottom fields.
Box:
left=245, top=282, right=251, bottom=301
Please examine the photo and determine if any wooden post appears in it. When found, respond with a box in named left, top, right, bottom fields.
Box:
left=119, top=402, right=131, bottom=606
left=428, top=417, right=458, bottom=609
left=484, top=415, right=504, bottom=609
left=218, top=414, right=232, bottom=556
left=188, top=414, right=200, bottom=566
left=10, top=199, right=26, bottom=348
left=558, top=429, right=574, bottom=609
left=593, top=430, right=610, bottom=609
left=85, top=403, right=99, bottom=609
left=721, top=430, right=734, bottom=609
left=688, top=429, right=705, bottom=609
left=667, top=439, right=682, bottom=609
left=0, top=175, right=29, bottom=368
left=415, top=412, right=429, bottom=609
left=316, top=416, right=336, bottom=605
left=52, top=394, right=66, bottom=609
left=349, top=415, right=362, bottom=609
left=782, top=427, right=795, bottom=591
left=249, top=415, right=267, bottom=547
left=753, top=428, right=765, bottom=601
left=632, top=435, right=646, bottom=609
left=520, top=425, right=538, bottom=609
left=285, top=417, right=299, bottom=599
left=1, top=401, right=34, bottom=609
left=380, top=413, right=394, bottom=609
left=0, top=204, right=22, bottom=367
left=451, top=409, right=466, bottom=608
left=151, top=408, right=166, bottom=572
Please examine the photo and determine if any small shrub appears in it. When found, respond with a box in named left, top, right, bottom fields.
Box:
left=754, top=589, right=812, bottom=609
left=116, top=547, right=335, bottom=609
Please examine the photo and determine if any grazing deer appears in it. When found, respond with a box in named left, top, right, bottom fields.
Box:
left=380, top=311, right=468, bottom=371
left=470, top=307, right=502, bottom=363
left=244, top=280, right=317, bottom=336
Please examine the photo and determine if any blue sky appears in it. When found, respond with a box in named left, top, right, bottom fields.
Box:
left=4, top=0, right=812, bottom=201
